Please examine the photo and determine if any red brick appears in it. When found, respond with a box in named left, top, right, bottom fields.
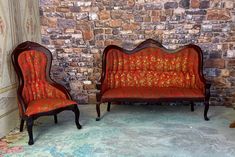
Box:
left=127, top=0, right=135, bottom=7
left=122, top=23, right=140, bottom=30
left=99, top=10, right=110, bottom=20
left=205, top=59, right=225, bottom=68
left=83, top=84, right=96, bottom=90
left=104, top=40, right=121, bottom=46
left=105, top=29, right=112, bottom=34
left=143, top=16, right=151, bottom=22
left=56, top=7, right=70, bottom=12
left=207, top=9, right=231, bottom=21
left=191, top=0, right=200, bottom=8
left=228, top=60, right=235, bottom=66
left=151, top=16, right=161, bottom=22
left=40, top=17, right=57, bottom=27
left=109, top=19, right=122, bottom=27
left=76, top=22, right=94, bottom=41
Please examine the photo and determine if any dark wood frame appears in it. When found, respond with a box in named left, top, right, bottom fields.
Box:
left=11, top=41, right=82, bottom=145
left=96, top=39, right=211, bottom=121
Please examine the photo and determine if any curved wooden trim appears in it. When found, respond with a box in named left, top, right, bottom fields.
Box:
left=11, top=41, right=73, bottom=117
left=100, top=38, right=207, bottom=96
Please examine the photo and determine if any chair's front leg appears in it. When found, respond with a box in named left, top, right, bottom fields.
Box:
left=54, top=115, right=58, bottom=124
left=73, top=105, right=82, bottom=129
left=20, top=119, right=24, bottom=132
left=26, top=117, right=34, bottom=145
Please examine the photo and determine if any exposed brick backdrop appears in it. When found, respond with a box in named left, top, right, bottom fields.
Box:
left=39, top=0, right=235, bottom=105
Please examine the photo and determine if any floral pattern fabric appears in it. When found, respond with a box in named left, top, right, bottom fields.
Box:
left=102, top=47, right=205, bottom=95
left=18, top=50, right=74, bottom=116
left=25, top=98, right=76, bottom=116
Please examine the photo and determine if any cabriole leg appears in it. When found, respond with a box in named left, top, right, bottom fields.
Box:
left=204, top=101, right=209, bottom=121
left=74, top=105, right=82, bottom=129
left=26, top=118, right=34, bottom=145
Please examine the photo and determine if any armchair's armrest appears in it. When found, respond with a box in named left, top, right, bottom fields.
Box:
left=50, top=81, right=73, bottom=100
left=17, top=93, right=27, bottom=118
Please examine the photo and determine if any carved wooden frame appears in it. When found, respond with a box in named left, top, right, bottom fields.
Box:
left=96, top=39, right=211, bottom=121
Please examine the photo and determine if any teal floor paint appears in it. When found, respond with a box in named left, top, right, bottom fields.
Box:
left=1, top=105, right=235, bottom=157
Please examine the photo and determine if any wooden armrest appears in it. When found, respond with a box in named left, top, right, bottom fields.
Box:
left=205, top=80, right=211, bottom=101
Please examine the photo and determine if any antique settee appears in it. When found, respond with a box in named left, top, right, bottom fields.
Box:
left=96, top=39, right=211, bottom=121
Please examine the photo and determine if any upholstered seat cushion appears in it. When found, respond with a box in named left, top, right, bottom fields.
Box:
left=25, top=98, right=76, bottom=116
left=101, top=87, right=204, bottom=102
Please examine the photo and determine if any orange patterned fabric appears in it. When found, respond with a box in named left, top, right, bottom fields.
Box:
left=102, top=87, right=204, bottom=101
left=25, top=98, right=76, bottom=116
left=18, top=50, right=69, bottom=112
left=102, top=47, right=205, bottom=96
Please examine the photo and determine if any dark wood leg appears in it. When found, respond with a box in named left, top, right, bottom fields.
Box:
left=20, top=119, right=24, bottom=132
left=54, top=115, right=58, bottom=124
left=26, top=118, right=34, bottom=145
left=204, top=101, right=210, bottom=121
left=107, top=102, right=111, bottom=112
left=73, top=105, right=82, bottom=129
left=190, top=102, right=194, bottom=112
left=204, top=82, right=211, bottom=121
left=229, top=121, right=235, bottom=128
left=96, top=103, right=101, bottom=121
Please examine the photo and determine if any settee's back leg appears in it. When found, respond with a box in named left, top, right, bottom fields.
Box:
left=190, top=102, right=194, bottom=112
left=96, top=103, right=101, bottom=121
left=107, top=102, right=111, bottom=111
left=204, top=101, right=209, bottom=121
left=204, top=81, right=211, bottom=121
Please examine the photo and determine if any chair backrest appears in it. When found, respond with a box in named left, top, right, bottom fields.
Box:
left=11, top=41, right=69, bottom=115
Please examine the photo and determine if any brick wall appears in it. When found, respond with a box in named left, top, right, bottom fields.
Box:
left=40, top=0, right=235, bottom=105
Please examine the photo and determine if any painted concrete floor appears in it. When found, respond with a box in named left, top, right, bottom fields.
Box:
left=1, top=104, right=235, bottom=157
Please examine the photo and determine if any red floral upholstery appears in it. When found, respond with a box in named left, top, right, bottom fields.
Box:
left=101, top=47, right=205, bottom=101
left=25, top=98, right=76, bottom=116
left=17, top=50, right=73, bottom=116
left=12, top=41, right=82, bottom=145
left=102, top=87, right=204, bottom=102
left=18, top=50, right=67, bottom=104
left=96, top=40, right=210, bottom=122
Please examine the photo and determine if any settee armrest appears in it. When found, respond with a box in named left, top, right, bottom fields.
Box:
left=206, top=81, right=211, bottom=89
left=205, top=81, right=211, bottom=101
left=96, top=83, right=101, bottom=102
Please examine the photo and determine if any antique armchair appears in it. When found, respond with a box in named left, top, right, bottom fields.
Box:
left=11, top=41, right=82, bottom=145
